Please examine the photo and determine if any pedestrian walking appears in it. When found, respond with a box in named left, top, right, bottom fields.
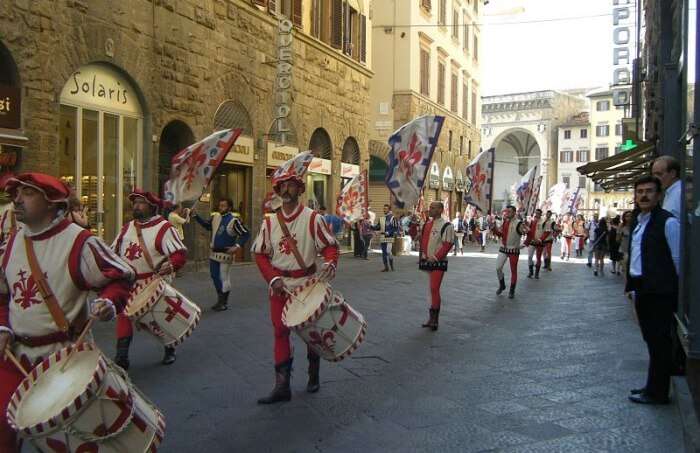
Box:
left=619, top=211, right=632, bottom=292
left=627, top=175, right=680, bottom=405
left=452, top=212, right=465, bottom=255
left=608, top=216, right=622, bottom=275
left=360, top=217, right=374, bottom=259
left=651, top=155, right=681, bottom=219
left=373, top=204, right=400, bottom=272
left=586, top=213, right=599, bottom=267
left=560, top=214, right=574, bottom=260
left=592, top=217, right=609, bottom=276
left=574, top=214, right=586, bottom=257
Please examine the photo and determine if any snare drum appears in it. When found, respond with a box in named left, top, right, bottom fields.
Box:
left=126, top=276, right=201, bottom=347
left=6, top=342, right=165, bottom=452
left=283, top=278, right=367, bottom=362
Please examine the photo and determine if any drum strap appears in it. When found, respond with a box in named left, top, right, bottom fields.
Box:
left=135, top=223, right=157, bottom=272
left=276, top=210, right=308, bottom=271
left=24, top=236, right=71, bottom=333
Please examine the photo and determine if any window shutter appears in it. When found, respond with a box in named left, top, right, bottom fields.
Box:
left=293, top=0, right=302, bottom=27
left=311, top=0, right=320, bottom=37
left=268, top=0, right=277, bottom=13
left=421, top=0, right=431, bottom=11
left=254, top=0, right=268, bottom=7
left=331, top=0, right=343, bottom=49
left=360, top=14, right=367, bottom=62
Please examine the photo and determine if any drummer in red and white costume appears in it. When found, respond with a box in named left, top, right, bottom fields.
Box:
left=525, top=209, right=550, bottom=280
left=112, top=189, right=187, bottom=369
left=252, top=152, right=339, bottom=404
left=0, top=173, right=133, bottom=453
left=492, top=205, right=529, bottom=299
left=419, top=201, right=454, bottom=331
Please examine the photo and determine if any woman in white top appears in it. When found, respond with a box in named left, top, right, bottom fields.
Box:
left=168, top=204, right=190, bottom=240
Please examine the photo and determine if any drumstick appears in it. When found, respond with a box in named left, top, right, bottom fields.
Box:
left=60, top=318, right=94, bottom=372
left=283, top=288, right=305, bottom=305
left=5, top=350, right=28, bottom=378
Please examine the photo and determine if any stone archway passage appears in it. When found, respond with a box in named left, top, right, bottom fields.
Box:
left=0, top=41, right=20, bottom=87
left=492, top=129, right=540, bottom=209
left=309, top=128, right=333, bottom=160
left=159, top=120, right=195, bottom=193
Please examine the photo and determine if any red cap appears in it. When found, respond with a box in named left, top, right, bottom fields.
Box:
left=3, top=172, right=71, bottom=203
left=128, top=189, right=163, bottom=210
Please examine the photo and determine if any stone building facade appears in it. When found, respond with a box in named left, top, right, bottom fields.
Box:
left=0, top=0, right=372, bottom=261
left=368, top=0, right=482, bottom=219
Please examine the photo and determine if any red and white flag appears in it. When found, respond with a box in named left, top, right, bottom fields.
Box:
left=336, top=171, right=368, bottom=223
left=163, top=128, right=242, bottom=205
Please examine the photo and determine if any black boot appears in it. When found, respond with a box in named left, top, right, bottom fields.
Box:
left=528, top=265, right=534, bottom=278
left=421, top=308, right=440, bottom=331
left=535, top=266, right=540, bottom=279
left=212, top=292, right=229, bottom=311
left=508, top=283, right=516, bottom=299
left=114, top=336, right=131, bottom=370
left=307, top=352, right=320, bottom=393
left=162, top=346, right=176, bottom=365
left=258, top=359, right=293, bottom=404
left=496, top=278, right=507, bottom=295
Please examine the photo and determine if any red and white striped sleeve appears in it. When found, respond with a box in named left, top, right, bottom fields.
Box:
left=314, top=215, right=339, bottom=267
left=77, top=236, right=135, bottom=312
left=157, top=223, right=187, bottom=256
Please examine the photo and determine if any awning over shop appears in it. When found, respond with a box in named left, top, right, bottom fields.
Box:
left=577, top=142, right=656, bottom=191
left=0, top=128, right=28, bottom=147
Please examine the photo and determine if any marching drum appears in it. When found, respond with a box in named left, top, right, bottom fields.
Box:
left=126, top=276, right=201, bottom=347
left=282, top=277, right=367, bottom=362
left=6, top=342, right=165, bottom=452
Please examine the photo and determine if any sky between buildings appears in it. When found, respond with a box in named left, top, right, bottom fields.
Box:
left=481, top=0, right=696, bottom=96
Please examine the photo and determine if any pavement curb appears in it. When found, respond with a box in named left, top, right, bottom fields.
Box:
left=673, top=376, right=700, bottom=453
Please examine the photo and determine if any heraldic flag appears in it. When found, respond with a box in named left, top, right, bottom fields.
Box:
left=463, top=148, right=495, bottom=213
left=336, top=171, right=368, bottom=223
left=385, top=115, right=444, bottom=208
left=163, top=128, right=242, bottom=205
left=513, top=165, right=538, bottom=214
left=527, top=175, right=544, bottom=217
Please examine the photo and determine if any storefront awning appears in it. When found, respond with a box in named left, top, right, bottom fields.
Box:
left=577, top=142, right=656, bottom=191
left=0, top=128, right=28, bottom=147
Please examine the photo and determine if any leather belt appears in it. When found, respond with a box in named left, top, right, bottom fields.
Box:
left=274, top=264, right=316, bottom=278
left=499, top=247, right=521, bottom=255
left=16, top=329, right=78, bottom=347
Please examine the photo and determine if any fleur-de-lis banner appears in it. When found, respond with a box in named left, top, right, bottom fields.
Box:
left=385, top=115, right=444, bottom=208
left=463, top=148, right=495, bottom=214
left=163, top=128, right=242, bottom=205
left=336, top=171, right=368, bottom=223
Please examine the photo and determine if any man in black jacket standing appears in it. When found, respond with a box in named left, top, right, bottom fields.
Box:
left=626, top=175, right=680, bottom=405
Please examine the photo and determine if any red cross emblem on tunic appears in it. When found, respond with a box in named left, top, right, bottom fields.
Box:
left=12, top=269, right=42, bottom=310
left=278, top=234, right=298, bottom=256
left=124, top=242, right=143, bottom=261
left=164, top=296, right=190, bottom=322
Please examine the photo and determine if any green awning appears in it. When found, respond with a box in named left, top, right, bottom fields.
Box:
left=577, top=142, right=656, bottom=191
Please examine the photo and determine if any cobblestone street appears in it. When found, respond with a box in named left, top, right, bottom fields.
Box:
left=86, top=245, right=684, bottom=452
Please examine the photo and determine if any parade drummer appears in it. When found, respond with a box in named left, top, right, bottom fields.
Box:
left=192, top=198, right=250, bottom=312
left=252, top=152, right=339, bottom=405
left=419, top=201, right=455, bottom=331
left=0, top=173, right=134, bottom=453
left=112, top=189, right=187, bottom=369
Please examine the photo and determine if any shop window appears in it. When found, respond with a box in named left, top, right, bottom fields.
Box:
left=341, top=136, right=360, bottom=164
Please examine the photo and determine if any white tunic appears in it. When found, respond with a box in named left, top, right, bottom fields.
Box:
left=112, top=216, right=186, bottom=279
left=0, top=218, right=134, bottom=364
left=422, top=218, right=455, bottom=258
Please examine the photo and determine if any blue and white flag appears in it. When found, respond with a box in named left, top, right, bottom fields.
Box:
left=385, top=115, right=444, bottom=208
left=463, top=148, right=495, bottom=214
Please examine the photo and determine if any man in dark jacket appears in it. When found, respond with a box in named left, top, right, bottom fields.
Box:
left=626, top=175, right=680, bottom=405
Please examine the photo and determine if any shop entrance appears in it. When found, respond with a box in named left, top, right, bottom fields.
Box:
left=58, top=63, right=144, bottom=242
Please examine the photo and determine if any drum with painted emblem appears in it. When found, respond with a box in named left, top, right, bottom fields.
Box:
left=6, top=342, right=165, bottom=452
left=282, top=277, right=367, bottom=362
left=125, top=275, right=201, bottom=347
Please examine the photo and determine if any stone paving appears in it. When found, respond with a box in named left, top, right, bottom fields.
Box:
left=79, top=244, right=682, bottom=452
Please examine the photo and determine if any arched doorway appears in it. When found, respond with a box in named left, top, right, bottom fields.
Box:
left=307, top=128, right=333, bottom=209
left=492, top=129, right=540, bottom=210
left=58, top=62, right=145, bottom=241
left=341, top=136, right=361, bottom=184
left=212, top=100, right=254, bottom=226
left=0, top=41, right=25, bottom=174
left=158, top=120, right=195, bottom=193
